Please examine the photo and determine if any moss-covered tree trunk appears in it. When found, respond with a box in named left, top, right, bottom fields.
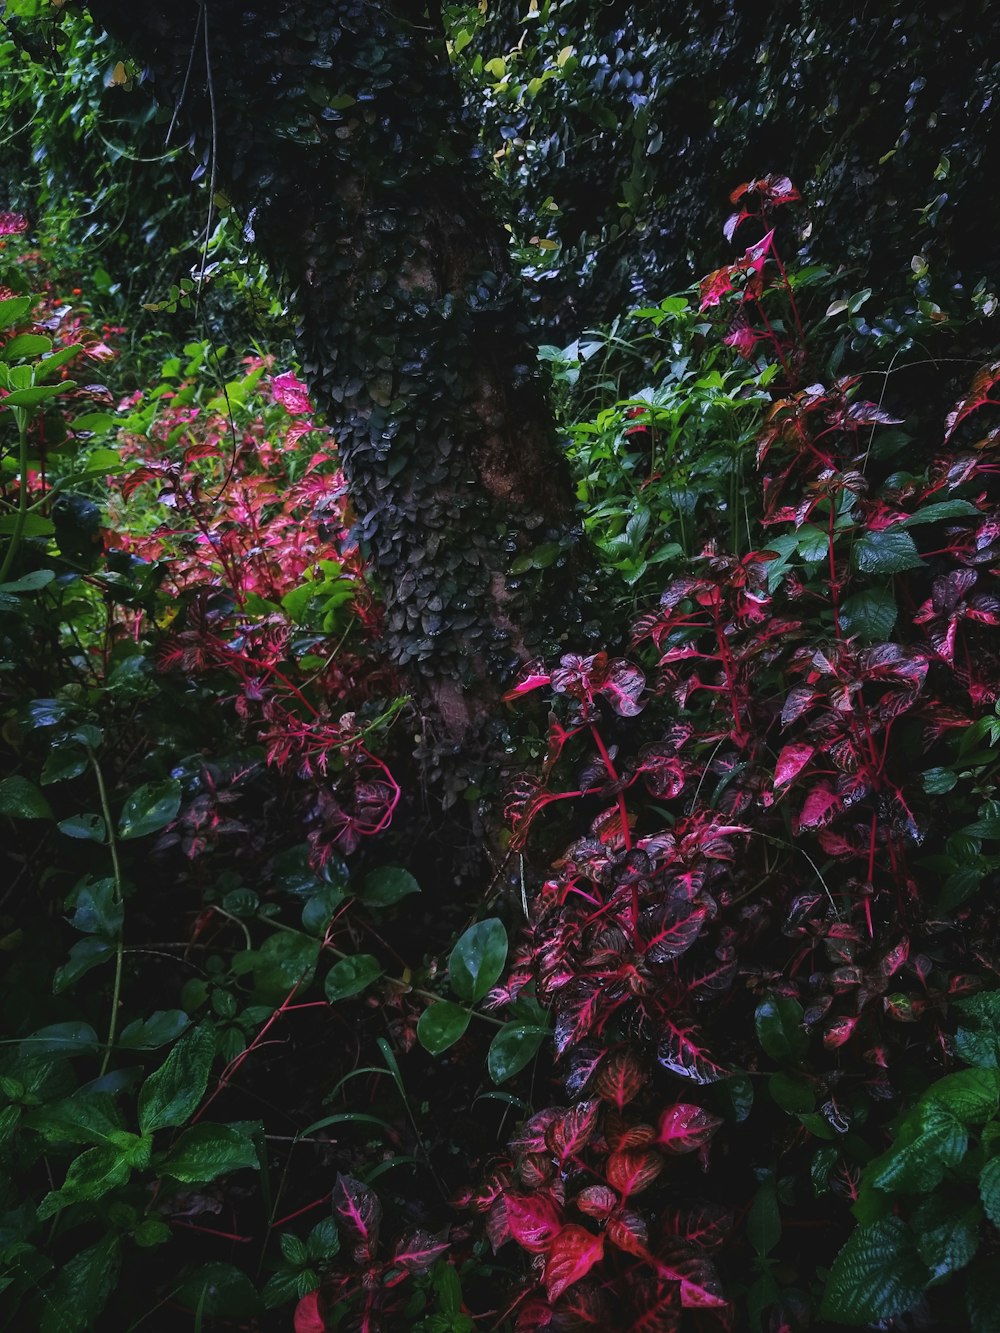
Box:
left=87, top=0, right=582, bottom=741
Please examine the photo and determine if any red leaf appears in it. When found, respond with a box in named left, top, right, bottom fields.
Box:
left=663, top=1202, right=733, bottom=1249
left=485, top=1196, right=510, bottom=1252
left=606, top=1207, right=649, bottom=1256
left=641, top=901, right=707, bottom=964
left=798, top=784, right=843, bottom=830
left=594, top=1049, right=647, bottom=1108
left=503, top=658, right=552, bottom=701
left=944, top=360, right=1000, bottom=441
left=545, top=1100, right=601, bottom=1163
left=294, top=1291, right=324, bottom=1333
left=392, top=1229, right=450, bottom=1273
left=600, top=659, right=646, bottom=716
left=699, top=266, right=734, bottom=311
left=656, top=1103, right=723, bottom=1154
left=0, top=211, right=28, bottom=236
left=544, top=1225, right=605, bottom=1302
left=773, top=742, right=814, bottom=790
left=331, top=1173, right=381, bottom=1261
left=656, top=1253, right=729, bottom=1309
left=823, top=1015, right=859, bottom=1049
left=657, top=1022, right=729, bottom=1084
left=506, top=1192, right=563, bottom=1253
left=271, top=370, right=313, bottom=415
left=575, top=1184, right=618, bottom=1219
left=606, top=1148, right=664, bottom=1197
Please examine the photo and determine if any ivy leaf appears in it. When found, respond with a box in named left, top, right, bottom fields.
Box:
left=852, top=528, right=924, bottom=575
left=324, top=954, right=383, bottom=1002
left=118, top=778, right=181, bottom=839
left=448, top=918, right=507, bottom=1003
left=138, top=1024, right=215, bottom=1135
left=416, top=1001, right=471, bottom=1055
left=820, top=1217, right=930, bottom=1325
left=158, top=1123, right=259, bottom=1182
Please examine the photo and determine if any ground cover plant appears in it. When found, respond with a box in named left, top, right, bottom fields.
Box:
left=2, top=25, right=1000, bottom=1328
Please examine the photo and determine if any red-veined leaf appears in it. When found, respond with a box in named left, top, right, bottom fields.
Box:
left=544, top=1225, right=605, bottom=1302
left=656, top=1104, right=723, bottom=1154
left=641, top=901, right=707, bottom=964
left=503, top=659, right=552, bottom=701
left=798, top=784, right=843, bottom=830
left=606, top=1207, right=649, bottom=1256
left=331, top=1172, right=381, bottom=1260
left=662, top=1202, right=733, bottom=1249
left=656, top=1252, right=729, bottom=1308
left=575, top=1184, right=618, bottom=1219
left=506, top=1192, right=563, bottom=1253
left=392, top=1229, right=449, bottom=1273
left=545, top=1100, right=600, bottom=1162
left=606, top=1148, right=663, bottom=1197
left=271, top=370, right=313, bottom=415
left=657, top=1022, right=729, bottom=1084
left=773, top=743, right=814, bottom=790
left=594, top=1049, right=647, bottom=1108
left=600, top=659, right=646, bottom=716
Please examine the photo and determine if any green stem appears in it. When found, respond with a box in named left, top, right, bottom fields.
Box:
left=0, top=410, right=30, bottom=584
left=90, top=750, right=125, bottom=1076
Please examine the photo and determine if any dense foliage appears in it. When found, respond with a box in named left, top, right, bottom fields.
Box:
left=3, top=6, right=1000, bottom=1333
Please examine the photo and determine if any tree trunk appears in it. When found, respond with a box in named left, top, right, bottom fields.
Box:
left=86, top=0, right=584, bottom=742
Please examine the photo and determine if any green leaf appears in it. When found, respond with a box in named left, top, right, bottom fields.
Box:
left=57, top=812, right=106, bottom=842
left=19, top=1021, right=99, bottom=1063
left=117, top=778, right=182, bottom=839
left=34, top=342, right=84, bottom=381
left=754, top=993, right=808, bottom=1062
left=41, top=744, right=88, bottom=785
left=38, top=1235, right=120, bottom=1333
left=1, top=382, right=73, bottom=407
left=923, top=1068, right=1000, bottom=1123
left=852, top=527, right=924, bottom=575
left=118, top=1009, right=191, bottom=1050
left=53, top=938, right=115, bottom=992
left=487, top=1022, right=548, bottom=1084
left=2, top=333, right=51, bottom=360
left=820, top=1217, right=930, bottom=1325
left=417, top=1002, right=471, bottom=1055
left=911, top=1195, right=980, bottom=1276
left=900, top=500, right=981, bottom=527
left=246, top=933, right=321, bottom=1003
left=0, top=774, right=53, bottom=820
left=0, top=295, right=33, bottom=329
left=967, top=1261, right=1000, bottom=1333
left=158, top=1122, right=259, bottom=1182
left=980, top=1157, right=1000, bottom=1226
left=868, top=1104, right=967, bottom=1193
left=36, top=1146, right=131, bottom=1218
left=175, top=1263, right=263, bottom=1320
left=25, top=1092, right=125, bottom=1147
left=956, top=994, right=1000, bottom=1069
left=324, top=954, right=383, bottom=1002
left=138, top=1024, right=215, bottom=1135
left=359, top=865, right=420, bottom=906
left=840, top=587, right=898, bottom=640
left=0, top=568, right=55, bottom=593
left=67, top=876, right=122, bottom=937
left=748, top=1177, right=781, bottom=1256
left=280, top=1232, right=310, bottom=1267
left=448, top=918, right=507, bottom=1003
left=262, top=1269, right=305, bottom=1309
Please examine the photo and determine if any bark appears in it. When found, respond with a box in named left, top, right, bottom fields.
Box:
left=86, top=0, right=586, bottom=744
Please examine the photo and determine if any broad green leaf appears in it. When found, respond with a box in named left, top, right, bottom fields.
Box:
left=158, top=1122, right=259, bottom=1182
left=980, top=1157, right=1000, bottom=1226
left=0, top=295, right=33, bottom=328
left=118, top=1009, right=191, bottom=1050
left=2, top=333, right=51, bottom=360
left=488, top=1022, right=548, bottom=1084
left=839, top=587, right=897, bottom=640
left=359, top=865, right=420, bottom=906
left=245, top=932, right=321, bottom=1003
left=57, top=812, right=106, bottom=842
left=325, top=954, right=383, bottom=1002
left=852, top=527, right=923, bottom=575
left=53, top=938, right=115, bottom=993
left=448, top=918, right=507, bottom=1003
left=18, top=1021, right=99, bottom=1063
left=912, top=1195, right=980, bottom=1276
left=36, top=1146, right=131, bottom=1218
left=922, top=1068, right=1000, bottom=1123
left=41, top=744, right=88, bottom=785
left=25, top=1092, right=125, bottom=1147
left=38, top=1235, right=120, bottom=1333
left=117, top=777, right=181, bottom=839
left=34, top=342, right=84, bottom=381
left=747, top=1177, right=781, bottom=1256
left=66, top=877, right=122, bottom=937
left=0, top=569, right=55, bottom=593
left=416, top=1002, right=471, bottom=1055
left=956, top=994, right=1000, bottom=1069
left=900, top=500, right=980, bottom=526
left=138, top=1024, right=215, bottom=1135
left=0, top=774, right=52, bottom=820
left=754, top=994, right=808, bottom=1062
left=2, top=382, right=72, bottom=407
left=820, top=1217, right=929, bottom=1325
left=967, top=1260, right=1000, bottom=1333
left=868, top=1104, right=966, bottom=1193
